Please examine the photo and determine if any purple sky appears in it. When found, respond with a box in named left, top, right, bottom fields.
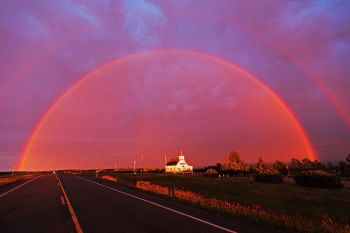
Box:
left=1, top=0, right=350, bottom=170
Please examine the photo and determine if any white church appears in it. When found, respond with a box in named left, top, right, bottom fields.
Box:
left=165, top=150, right=193, bottom=174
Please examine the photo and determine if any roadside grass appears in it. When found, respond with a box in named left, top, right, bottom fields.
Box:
left=96, top=172, right=350, bottom=233
left=0, top=172, right=31, bottom=178
left=0, top=173, right=36, bottom=187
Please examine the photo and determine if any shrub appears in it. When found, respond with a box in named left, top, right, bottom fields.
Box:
left=294, top=170, right=342, bottom=189
left=254, top=173, right=284, bottom=183
left=136, top=181, right=170, bottom=196
left=101, top=175, right=117, bottom=182
left=205, top=168, right=218, bottom=176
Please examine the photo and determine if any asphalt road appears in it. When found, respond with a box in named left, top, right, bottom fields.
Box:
left=59, top=173, right=286, bottom=233
left=0, top=173, right=287, bottom=233
left=0, top=174, right=75, bottom=233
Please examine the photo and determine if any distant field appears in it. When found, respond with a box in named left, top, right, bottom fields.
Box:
left=92, top=171, right=350, bottom=232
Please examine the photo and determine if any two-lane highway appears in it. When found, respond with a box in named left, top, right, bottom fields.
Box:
left=0, top=174, right=75, bottom=233
left=1, top=173, right=286, bottom=233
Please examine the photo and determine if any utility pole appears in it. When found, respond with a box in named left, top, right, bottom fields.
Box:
left=133, top=160, right=136, bottom=174
left=11, top=165, right=15, bottom=177
left=284, top=156, right=290, bottom=177
left=114, top=163, right=117, bottom=172
left=141, top=153, right=144, bottom=173
left=164, top=153, right=167, bottom=166
left=285, top=157, right=289, bottom=170
left=100, top=144, right=105, bottom=171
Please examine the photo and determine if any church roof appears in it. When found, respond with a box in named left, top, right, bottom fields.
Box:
left=166, top=158, right=179, bottom=166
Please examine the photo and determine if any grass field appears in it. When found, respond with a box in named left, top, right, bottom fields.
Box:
left=95, top=171, right=350, bottom=232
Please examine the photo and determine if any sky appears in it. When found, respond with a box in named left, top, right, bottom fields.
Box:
left=1, top=0, right=350, bottom=170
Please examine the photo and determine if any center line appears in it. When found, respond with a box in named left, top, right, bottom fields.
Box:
left=56, top=174, right=84, bottom=233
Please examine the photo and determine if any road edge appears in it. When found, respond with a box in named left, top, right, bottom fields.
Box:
left=0, top=175, right=42, bottom=198
left=76, top=175, right=237, bottom=233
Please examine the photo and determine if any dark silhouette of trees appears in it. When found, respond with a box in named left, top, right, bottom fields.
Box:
left=256, top=157, right=278, bottom=174
left=337, top=154, right=350, bottom=176
left=219, top=150, right=250, bottom=175
left=289, top=158, right=303, bottom=176
left=346, top=153, right=350, bottom=163
left=289, top=157, right=326, bottom=176
left=256, top=157, right=268, bottom=173
left=337, top=161, right=348, bottom=176
left=301, top=158, right=314, bottom=170
left=273, top=160, right=288, bottom=177
left=208, top=152, right=350, bottom=179
left=254, top=158, right=283, bottom=183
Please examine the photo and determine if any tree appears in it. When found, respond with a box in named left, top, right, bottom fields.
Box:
left=301, top=158, right=314, bottom=170
left=273, top=160, right=288, bottom=176
left=256, top=157, right=267, bottom=173
left=220, top=150, right=250, bottom=174
left=338, top=161, right=347, bottom=176
left=229, top=151, right=240, bottom=164
left=346, top=153, right=350, bottom=163
left=338, top=160, right=350, bottom=177
left=256, top=157, right=277, bottom=174
left=326, top=162, right=334, bottom=173
left=312, top=160, right=326, bottom=170
left=289, top=157, right=303, bottom=176
left=216, top=163, right=222, bottom=172
left=300, top=158, right=325, bottom=171
left=291, top=158, right=302, bottom=168
left=254, top=158, right=283, bottom=183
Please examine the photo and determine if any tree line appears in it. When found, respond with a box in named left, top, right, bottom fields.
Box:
left=201, top=151, right=350, bottom=188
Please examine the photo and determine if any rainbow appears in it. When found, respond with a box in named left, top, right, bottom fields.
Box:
left=173, top=9, right=350, bottom=130
left=1, top=16, right=349, bottom=131
left=18, top=49, right=317, bottom=170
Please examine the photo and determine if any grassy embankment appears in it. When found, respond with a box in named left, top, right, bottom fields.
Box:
left=0, top=172, right=36, bottom=187
left=95, top=171, right=350, bottom=233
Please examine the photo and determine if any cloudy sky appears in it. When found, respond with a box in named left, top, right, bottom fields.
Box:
left=1, top=0, right=349, bottom=170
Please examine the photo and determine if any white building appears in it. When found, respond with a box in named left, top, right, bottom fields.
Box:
left=165, top=150, right=193, bottom=173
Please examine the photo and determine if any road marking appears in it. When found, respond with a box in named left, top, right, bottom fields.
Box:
left=76, top=176, right=238, bottom=233
left=56, top=174, right=84, bottom=233
left=0, top=175, right=42, bottom=198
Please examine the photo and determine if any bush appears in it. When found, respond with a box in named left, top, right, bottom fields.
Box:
left=205, top=168, right=218, bottom=177
left=254, top=173, right=284, bottom=183
left=294, top=170, right=342, bottom=189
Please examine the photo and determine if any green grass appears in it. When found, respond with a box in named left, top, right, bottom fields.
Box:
left=105, top=172, right=350, bottom=224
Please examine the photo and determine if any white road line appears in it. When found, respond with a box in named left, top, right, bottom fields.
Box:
left=76, top=176, right=238, bottom=233
left=0, top=175, right=42, bottom=198
left=56, top=174, right=84, bottom=233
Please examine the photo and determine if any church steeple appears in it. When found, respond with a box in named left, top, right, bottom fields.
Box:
left=179, top=149, right=185, bottom=160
